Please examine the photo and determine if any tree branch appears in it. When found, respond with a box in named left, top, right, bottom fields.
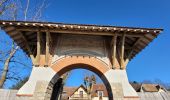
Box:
left=24, top=0, right=29, bottom=21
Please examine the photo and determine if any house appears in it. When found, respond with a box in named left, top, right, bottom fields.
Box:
left=61, top=85, right=88, bottom=100
left=91, top=84, right=108, bottom=100
left=61, top=84, right=108, bottom=100
left=61, top=83, right=170, bottom=100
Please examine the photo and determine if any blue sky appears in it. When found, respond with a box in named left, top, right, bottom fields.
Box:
left=1, top=0, right=170, bottom=87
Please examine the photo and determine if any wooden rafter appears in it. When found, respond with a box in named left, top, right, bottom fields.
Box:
left=19, top=31, right=36, bottom=64
left=124, top=37, right=143, bottom=67
left=3, top=26, right=15, bottom=32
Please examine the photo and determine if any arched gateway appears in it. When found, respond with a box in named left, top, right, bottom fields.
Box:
left=0, top=21, right=162, bottom=100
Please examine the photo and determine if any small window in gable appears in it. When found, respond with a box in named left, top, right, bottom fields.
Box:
left=98, top=90, right=103, bottom=97
left=80, top=91, right=83, bottom=97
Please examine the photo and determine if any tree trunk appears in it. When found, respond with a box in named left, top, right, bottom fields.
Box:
left=0, top=46, right=19, bottom=88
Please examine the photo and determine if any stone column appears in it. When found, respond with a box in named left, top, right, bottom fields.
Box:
left=17, top=67, right=57, bottom=99
left=32, top=80, right=53, bottom=100
left=102, top=69, right=139, bottom=100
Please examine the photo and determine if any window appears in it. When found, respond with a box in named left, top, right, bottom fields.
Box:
left=98, top=91, right=103, bottom=99
left=80, top=91, right=83, bottom=97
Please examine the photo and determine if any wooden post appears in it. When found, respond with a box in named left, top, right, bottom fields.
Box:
left=112, top=34, right=117, bottom=69
left=120, top=33, right=125, bottom=69
left=45, top=31, right=50, bottom=67
left=36, top=31, right=41, bottom=66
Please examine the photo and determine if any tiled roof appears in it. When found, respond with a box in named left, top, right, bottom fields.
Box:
left=91, top=84, right=108, bottom=97
left=142, top=84, right=159, bottom=92
left=62, top=83, right=169, bottom=99
left=130, top=83, right=168, bottom=92
left=62, top=87, right=77, bottom=99
left=130, top=83, right=142, bottom=92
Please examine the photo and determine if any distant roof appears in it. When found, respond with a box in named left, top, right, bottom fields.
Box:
left=91, top=84, right=108, bottom=97
left=62, top=84, right=170, bottom=99
left=62, top=86, right=77, bottom=99
left=69, top=85, right=87, bottom=97
left=0, top=20, right=163, bottom=61
left=130, top=83, right=142, bottom=92
left=142, top=84, right=160, bottom=92
left=130, top=83, right=168, bottom=92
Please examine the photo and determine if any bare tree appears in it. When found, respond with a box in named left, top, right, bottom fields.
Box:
left=0, top=0, right=49, bottom=88
left=0, top=43, right=19, bottom=88
left=0, top=0, right=15, bottom=16
left=84, top=74, right=96, bottom=100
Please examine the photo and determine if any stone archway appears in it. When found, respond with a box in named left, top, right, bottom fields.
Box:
left=51, top=56, right=111, bottom=76
left=46, top=56, right=113, bottom=100
left=17, top=55, right=138, bottom=100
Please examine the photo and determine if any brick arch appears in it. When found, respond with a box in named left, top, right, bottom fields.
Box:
left=50, top=56, right=111, bottom=76
left=48, top=56, right=114, bottom=100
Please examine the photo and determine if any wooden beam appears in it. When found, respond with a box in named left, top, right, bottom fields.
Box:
left=124, top=37, right=143, bottom=66
left=19, top=31, right=36, bottom=64
left=36, top=31, right=41, bottom=66
left=3, top=26, right=15, bottom=32
left=111, top=34, right=117, bottom=69
left=16, top=28, right=144, bottom=37
left=120, top=33, right=125, bottom=69
left=45, top=31, right=50, bottom=66
left=48, top=31, right=53, bottom=52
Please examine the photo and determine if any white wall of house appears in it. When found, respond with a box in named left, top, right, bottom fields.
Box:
left=70, top=86, right=88, bottom=99
left=92, top=97, right=108, bottom=100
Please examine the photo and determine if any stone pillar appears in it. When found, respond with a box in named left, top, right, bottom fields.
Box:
left=102, top=69, right=139, bottom=100
left=32, top=81, right=51, bottom=100
left=17, top=67, right=57, bottom=99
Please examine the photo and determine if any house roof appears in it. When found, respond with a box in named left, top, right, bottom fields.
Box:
left=69, top=84, right=87, bottom=97
left=0, top=20, right=163, bottom=62
left=91, top=84, right=108, bottom=97
left=62, top=83, right=168, bottom=99
left=62, top=86, right=77, bottom=99
left=142, top=84, right=159, bottom=92
left=62, top=84, right=108, bottom=98
left=130, top=83, right=142, bottom=92
left=130, top=83, right=168, bottom=92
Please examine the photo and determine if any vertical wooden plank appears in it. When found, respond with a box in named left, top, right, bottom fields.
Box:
left=45, top=31, right=50, bottom=66
left=112, top=34, right=117, bottom=69
left=120, top=33, right=125, bottom=69
left=36, top=31, right=40, bottom=66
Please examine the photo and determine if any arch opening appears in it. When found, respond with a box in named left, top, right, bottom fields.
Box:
left=47, top=63, right=113, bottom=100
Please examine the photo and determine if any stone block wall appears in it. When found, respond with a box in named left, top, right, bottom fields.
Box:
left=32, top=81, right=51, bottom=100
left=111, top=83, right=124, bottom=100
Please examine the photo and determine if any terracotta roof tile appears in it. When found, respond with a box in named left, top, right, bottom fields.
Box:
left=91, top=84, right=108, bottom=97
left=62, top=86, right=77, bottom=99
